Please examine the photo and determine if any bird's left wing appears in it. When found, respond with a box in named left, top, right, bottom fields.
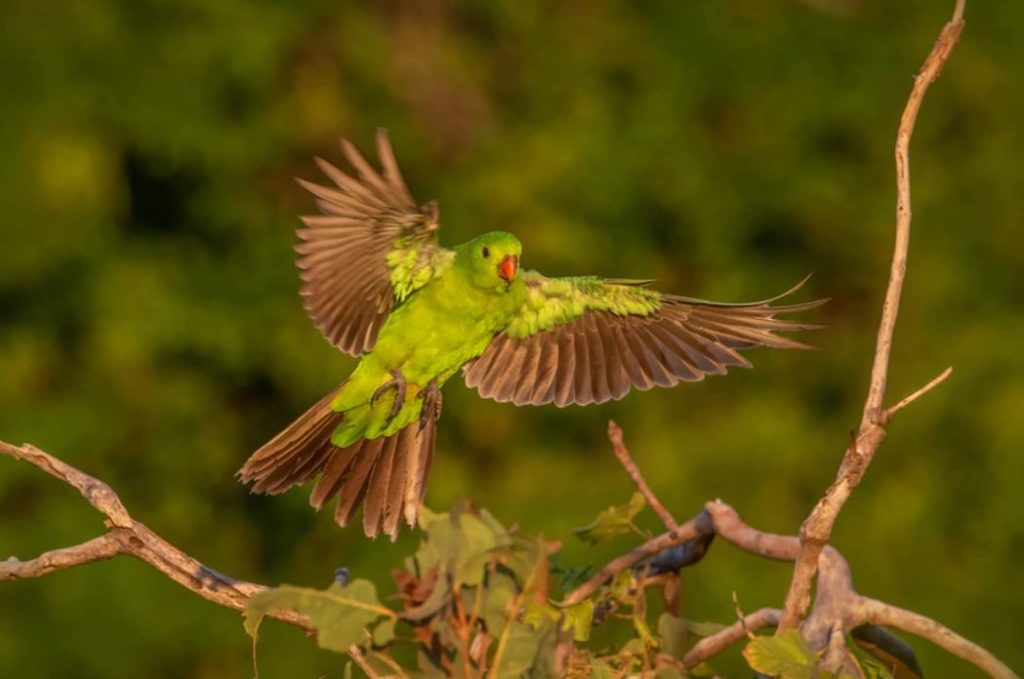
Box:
left=463, top=272, right=824, bottom=407
left=296, top=130, right=452, bottom=356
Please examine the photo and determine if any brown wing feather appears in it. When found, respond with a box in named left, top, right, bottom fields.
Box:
left=296, top=130, right=442, bottom=356
left=464, top=297, right=825, bottom=408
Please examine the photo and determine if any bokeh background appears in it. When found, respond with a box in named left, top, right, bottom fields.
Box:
left=1, top=0, right=1021, bottom=676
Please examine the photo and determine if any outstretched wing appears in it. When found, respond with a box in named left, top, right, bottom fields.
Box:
left=296, top=129, right=452, bottom=356
left=463, top=273, right=825, bottom=407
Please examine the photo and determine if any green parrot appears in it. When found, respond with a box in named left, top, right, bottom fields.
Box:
left=238, top=130, right=824, bottom=540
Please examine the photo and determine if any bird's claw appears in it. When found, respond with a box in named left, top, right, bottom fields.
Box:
left=418, top=380, right=443, bottom=430
left=371, top=369, right=407, bottom=426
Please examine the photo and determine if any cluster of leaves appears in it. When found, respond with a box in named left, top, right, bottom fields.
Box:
left=246, top=503, right=559, bottom=677
left=242, top=495, right=913, bottom=678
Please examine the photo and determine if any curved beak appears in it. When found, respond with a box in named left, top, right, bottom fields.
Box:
left=498, top=254, right=518, bottom=282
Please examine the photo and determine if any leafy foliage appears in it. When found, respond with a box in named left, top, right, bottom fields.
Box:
left=244, top=579, right=394, bottom=653
left=573, top=492, right=647, bottom=544
left=742, top=630, right=818, bottom=678
left=241, top=499, right=900, bottom=678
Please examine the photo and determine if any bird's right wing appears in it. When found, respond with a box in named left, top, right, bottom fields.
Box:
left=296, top=130, right=452, bottom=356
left=463, top=272, right=825, bottom=407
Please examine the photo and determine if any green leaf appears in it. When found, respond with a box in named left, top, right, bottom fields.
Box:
left=243, top=603, right=264, bottom=641
left=574, top=492, right=647, bottom=544
left=414, top=508, right=501, bottom=587
left=484, top=572, right=520, bottom=632
left=455, top=512, right=499, bottom=586
left=521, top=599, right=591, bottom=641
left=494, top=621, right=541, bottom=678
left=244, top=580, right=394, bottom=654
left=478, top=508, right=513, bottom=546
left=609, top=569, right=637, bottom=600
left=521, top=600, right=559, bottom=630
left=371, top=617, right=396, bottom=647
left=562, top=600, right=594, bottom=642
left=742, top=629, right=816, bottom=679
left=658, top=612, right=688, bottom=660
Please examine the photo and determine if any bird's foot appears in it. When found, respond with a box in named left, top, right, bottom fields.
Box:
left=418, top=379, right=443, bottom=430
left=371, top=369, right=407, bottom=426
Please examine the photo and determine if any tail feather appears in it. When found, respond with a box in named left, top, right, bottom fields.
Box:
left=363, top=435, right=398, bottom=536
left=333, top=437, right=384, bottom=528
left=309, top=442, right=358, bottom=508
left=332, top=417, right=438, bottom=539
left=238, top=389, right=438, bottom=540
left=237, top=388, right=344, bottom=494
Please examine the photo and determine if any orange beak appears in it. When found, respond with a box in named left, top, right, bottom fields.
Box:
left=498, top=254, right=518, bottom=282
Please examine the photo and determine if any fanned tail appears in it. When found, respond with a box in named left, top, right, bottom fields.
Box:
left=237, top=388, right=344, bottom=494
left=237, top=390, right=436, bottom=540
left=309, top=413, right=436, bottom=539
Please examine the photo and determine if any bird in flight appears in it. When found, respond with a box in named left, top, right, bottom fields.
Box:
left=238, top=130, right=824, bottom=539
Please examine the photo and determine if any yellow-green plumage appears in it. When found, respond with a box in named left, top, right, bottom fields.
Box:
left=329, top=232, right=526, bottom=446
left=238, top=130, right=825, bottom=540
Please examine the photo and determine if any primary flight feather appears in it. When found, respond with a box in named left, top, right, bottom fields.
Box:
left=238, top=130, right=825, bottom=540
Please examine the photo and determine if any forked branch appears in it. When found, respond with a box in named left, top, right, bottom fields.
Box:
left=778, top=0, right=967, bottom=632
left=0, top=441, right=382, bottom=678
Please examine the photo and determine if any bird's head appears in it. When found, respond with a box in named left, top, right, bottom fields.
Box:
left=455, top=231, right=522, bottom=293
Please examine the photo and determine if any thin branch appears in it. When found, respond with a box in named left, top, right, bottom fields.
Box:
left=885, top=366, right=953, bottom=417
left=348, top=645, right=386, bottom=679
left=607, top=420, right=677, bottom=530
left=682, top=608, right=781, bottom=670
left=856, top=597, right=1017, bottom=679
left=705, top=500, right=798, bottom=561
left=2, top=534, right=121, bottom=579
left=0, top=440, right=371, bottom=670
left=778, top=0, right=967, bottom=631
left=561, top=510, right=714, bottom=606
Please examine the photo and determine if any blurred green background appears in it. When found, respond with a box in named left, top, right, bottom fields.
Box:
left=1, top=0, right=1021, bottom=676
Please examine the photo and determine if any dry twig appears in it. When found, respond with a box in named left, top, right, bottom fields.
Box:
left=682, top=608, right=781, bottom=670
left=607, top=420, right=677, bottom=530
left=778, top=0, right=968, bottom=633
left=0, top=441, right=382, bottom=678
left=561, top=511, right=713, bottom=606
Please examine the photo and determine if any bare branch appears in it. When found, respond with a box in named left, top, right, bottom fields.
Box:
left=779, top=0, right=967, bottom=631
left=705, top=500, right=798, bottom=561
left=1, top=534, right=121, bottom=579
left=0, top=440, right=365, bottom=664
left=607, top=421, right=677, bottom=530
left=856, top=597, right=1017, bottom=679
left=885, top=366, right=953, bottom=417
left=347, top=645, right=386, bottom=679
left=0, top=442, right=132, bottom=528
left=561, top=510, right=713, bottom=606
left=682, top=608, right=781, bottom=670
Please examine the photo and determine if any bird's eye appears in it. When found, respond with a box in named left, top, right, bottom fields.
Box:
left=481, top=246, right=490, bottom=259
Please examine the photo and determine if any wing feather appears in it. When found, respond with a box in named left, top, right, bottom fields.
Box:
left=464, top=274, right=825, bottom=406
left=296, top=130, right=450, bottom=356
